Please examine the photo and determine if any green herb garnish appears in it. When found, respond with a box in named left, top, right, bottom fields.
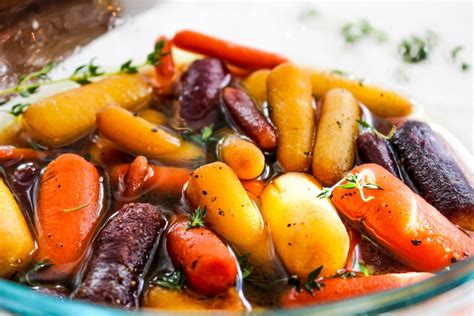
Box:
left=358, top=119, right=395, bottom=140
left=63, top=202, right=91, bottom=213
left=237, top=254, right=253, bottom=279
left=182, top=125, right=216, bottom=145
left=289, top=266, right=325, bottom=295
left=450, top=46, right=471, bottom=72
left=2, top=103, right=30, bottom=116
left=187, top=206, right=206, bottom=229
left=451, top=46, right=464, bottom=60
left=20, top=260, right=53, bottom=286
left=341, top=19, right=388, bottom=44
left=399, top=31, right=437, bottom=63
left=317, top=172, right=382, bottom=202
left=200, top=126, right=213, bottom=143
left=119, top=60, right=139, bottom=74
left=337, top=263, right=370, bottom=279
left=0, top=40, right=168, bottom=106
left=153, top=269, right=185, bottom=292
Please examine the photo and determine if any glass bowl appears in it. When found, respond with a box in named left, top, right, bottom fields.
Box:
left=0, top=257, right=472, bottom=315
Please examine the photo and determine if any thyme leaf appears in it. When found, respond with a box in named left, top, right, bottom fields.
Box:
left=450, top=46, right=471, bottom=72
left=153, top=269, right=185, bottom=292
left=399, top=31, right=437, bottom=64
left=341, top=19, right=388, bottom=44
left=289, top=266, right=325, bottom=295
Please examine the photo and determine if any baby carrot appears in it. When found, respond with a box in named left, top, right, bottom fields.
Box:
left=167, top=219, right=238, bottom=296
left=331, top=164, right=473, bottom=272
left=35, top=153, right=101, bottom=279
left=281, top=272, right=433, bottom=307
left=155, top=36, right=175, bottom=78
left=241, top=179, right=265, bottom=199
left=219, top=134, right=265, bottom=180
left=0, top=146, right=46, bottom=162
left=110, top=156, right=190, bottom=199
left=172, top=30, right=288, bottom=70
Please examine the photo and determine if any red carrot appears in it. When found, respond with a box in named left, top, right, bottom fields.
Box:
left=155, top=36, right=175, bottom=78
left=331, top=164, right=473, bottom=272
left=167, top=219, right=238, bottom=296
left=172, top=30, right=289, bottom=70
left=110, top=156, right=190, bottom=199
left=36, top=153, right=101, bottom=278
left=281, top=273, right=433, bottom=307
left=0, top=146, right=46, bottom=162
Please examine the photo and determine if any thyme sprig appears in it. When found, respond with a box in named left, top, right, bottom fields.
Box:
left=358, top=119, right=395, bottom=140
left=153, top=268, right=185, bottom=292
left=0, top=40, right=168, bottom=103
left=317, top=172, right=382, bottom=202
left=187, top=206, right=206, bottom=229
left=289, top=266, right=325, bottom=295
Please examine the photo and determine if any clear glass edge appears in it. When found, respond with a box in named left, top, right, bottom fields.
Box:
left=0, top=257, right=472, bottom=315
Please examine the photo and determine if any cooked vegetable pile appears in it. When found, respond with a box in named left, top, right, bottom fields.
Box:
left=0, top=30, right=472, bottom=311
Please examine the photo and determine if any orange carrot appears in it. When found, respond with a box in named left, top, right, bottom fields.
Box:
left=36, top=153, right=101, bottom=278
left=331, top=164, right=473, bottom=272
left=225, top=63, right=252, bottom=77
left=155, top=36, right=175, bottom=78
left=167, top=219, right=238, bottom=296
left=172, top=30, right=289, bottom=70
left=281, top=272, right=433, bottom=307
left=110, top=156, right=190, bottom=199
left=122, top=155, right=152, bottom=198
left=0, top=146, right=46, bottom=162
left=241, top=179, right=265, bottom=198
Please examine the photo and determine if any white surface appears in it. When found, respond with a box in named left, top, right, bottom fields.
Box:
left=5, top=1, right=472, bottom=151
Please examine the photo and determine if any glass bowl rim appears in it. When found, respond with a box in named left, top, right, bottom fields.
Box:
left=0, top=257, right=472, bottom=315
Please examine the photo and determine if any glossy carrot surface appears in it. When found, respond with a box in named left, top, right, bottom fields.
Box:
left=281, top=272, right=433, bottom=307
left=36, top=154, right=101, bottom=278
left=173, top=30, right=288, bottom=70
left=167, top=220, right=238, bottom=296
left=331, top=164, right=473, bottom=272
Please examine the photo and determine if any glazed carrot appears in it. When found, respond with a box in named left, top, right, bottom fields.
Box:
left=225, top=63, right=252, bottom=77
left=36, top=153, right=101, bottom=278
left=172, top=30, right=288, bottom=70
left=155, top=36, right=175, bottom=78
left=241, top=179, right=265, bottom=198
left=122, top=156, right=152, bottom=198
left=0, top=146, right=46, bottom=162
left=331, top=164, right=473, bottom=272
left=219, top=134, right=265, bottom=180
left=281, top=273, right=433, bottom=307
left=167, top=219, right=238, bottom=296
left=110, top=156, right=190, bottom=199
